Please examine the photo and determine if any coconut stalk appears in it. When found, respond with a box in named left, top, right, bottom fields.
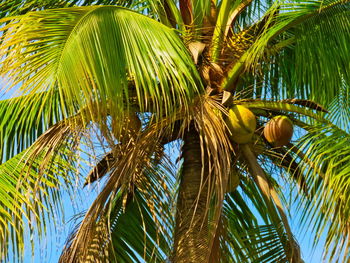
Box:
left=241, top=144, right=301, bottom=263
left=172, top=125, right=210, bottom=262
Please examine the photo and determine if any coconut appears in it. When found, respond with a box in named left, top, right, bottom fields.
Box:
left=226, top=105, right=256, bottom=144
left=263, top=115, right=293, bottom=147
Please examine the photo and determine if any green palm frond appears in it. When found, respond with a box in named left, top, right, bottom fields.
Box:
left=222, top=189, right=260, bottom=262
left=287, top=1, right=350, bottom=106
left=241, top=98, right=350, bottom=261
left=109, top=187, right=172, bottom=262
left=210, top=0, right=233, bottom=61
left=0, top=143, right=77, bottom=262
left=222, top=0, right=350, bottom=106
left=261, top=143, right=308, bottom=196
left=327, top=82, right=350, bottom=132
left=62, top=186, right=173, bottom=263
left=247, top=102, right=350, bottom=261
left=292, top=124, right=350, bottom=262
left=238, top=100, right=326, bottom=121
left=237, top=98, right=350, bottom=261
left=0, top=90, right=62, bottom=162
left=221, top=179, right=301, bottom=263
left=191, top=0, right=212, bottom=29
left=0, top=6, right=203, bottom=126
left=0, top=0, right=133, bottom=17
left=0, top=0, right=183, bottom=29
left=145, top=0, right=182, bottom=27
left=0, top=110, right=88, bottom=262
left=242, top=224, right=295, bottom=263
left=241, top=144, right=301, bottom=262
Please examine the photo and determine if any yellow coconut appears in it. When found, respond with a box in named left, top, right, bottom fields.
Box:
left=226, top=105, right=256, bottom=144
left=264, top=115, right=293, bottom=147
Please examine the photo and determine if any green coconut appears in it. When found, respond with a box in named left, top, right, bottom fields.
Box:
left=264, top=115, right=293, bottom=147
left=226, top=105, right=256, bottom=144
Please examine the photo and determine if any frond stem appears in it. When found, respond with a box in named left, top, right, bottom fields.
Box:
left=210, top=0, right=233, bottom=62
left=241, top=144, right=301, bottom=263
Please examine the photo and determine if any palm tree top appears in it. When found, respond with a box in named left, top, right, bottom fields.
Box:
left=0, top=0, right=350, bottom=262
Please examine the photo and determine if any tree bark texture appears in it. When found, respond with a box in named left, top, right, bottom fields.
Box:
left=172, top=126, right=209, bottom=262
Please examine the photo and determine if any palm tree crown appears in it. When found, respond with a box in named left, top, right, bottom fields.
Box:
left=0, top=0, right=350, bottom=262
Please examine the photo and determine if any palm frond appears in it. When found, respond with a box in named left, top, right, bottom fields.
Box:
left=0, top=109, right=89, bottom=262
left=0, top=0, right=185, bottom=29
left=237, top=100, right=326, bottom=121
left=221, top=0, right=350, bottom=107
left=327, top=81, right=350, bottom=132
left=242, top=100, right=350, bottom=261
left=292, top=124, right=350, bottom=262
left=0, top=141, right=78, bottom=262
left=62, top=185, right=172, bottom=263
left=109, top=188, right=172, bottom=262
left=0, top=90, right=62, bottom=163
left=146, top=0, right=182, bottom=28
left=250, top=104, right=350, bottom=261
left=286, top=1, right=350, bottom=106
left=241, top=144, right=301, bottom=262
left=210, top=0, right=233, bottom=62
left=59, top=121, right=175, bottom=262
left=0, top=6, right=203, bottom=128
left=0, top=0, right=133, bottom=18
left=242, top=99, right=350, bottom=261
left=191, top=0, right=212, bottom=29
left=220, top=178, right=301, bottom=263
left=261, top=144, right=308, bottom=196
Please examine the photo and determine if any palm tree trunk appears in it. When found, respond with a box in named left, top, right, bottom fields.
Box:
left=172, top=126, right=209, bottom=262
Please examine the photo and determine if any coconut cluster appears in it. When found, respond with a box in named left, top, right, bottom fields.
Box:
left=225, top=105, right=294, bottom=147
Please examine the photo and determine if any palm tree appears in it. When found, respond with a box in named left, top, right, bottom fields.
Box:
left=0, top=0, right=350, bottom=262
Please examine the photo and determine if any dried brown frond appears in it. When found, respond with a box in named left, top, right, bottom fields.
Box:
left=59, top=117, right=176, bottom=263
left=76, top=217, right=111, bottom=263
left=84, top=151, right=114, bottom=186
left=14, top=112, right=87, bottom=205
